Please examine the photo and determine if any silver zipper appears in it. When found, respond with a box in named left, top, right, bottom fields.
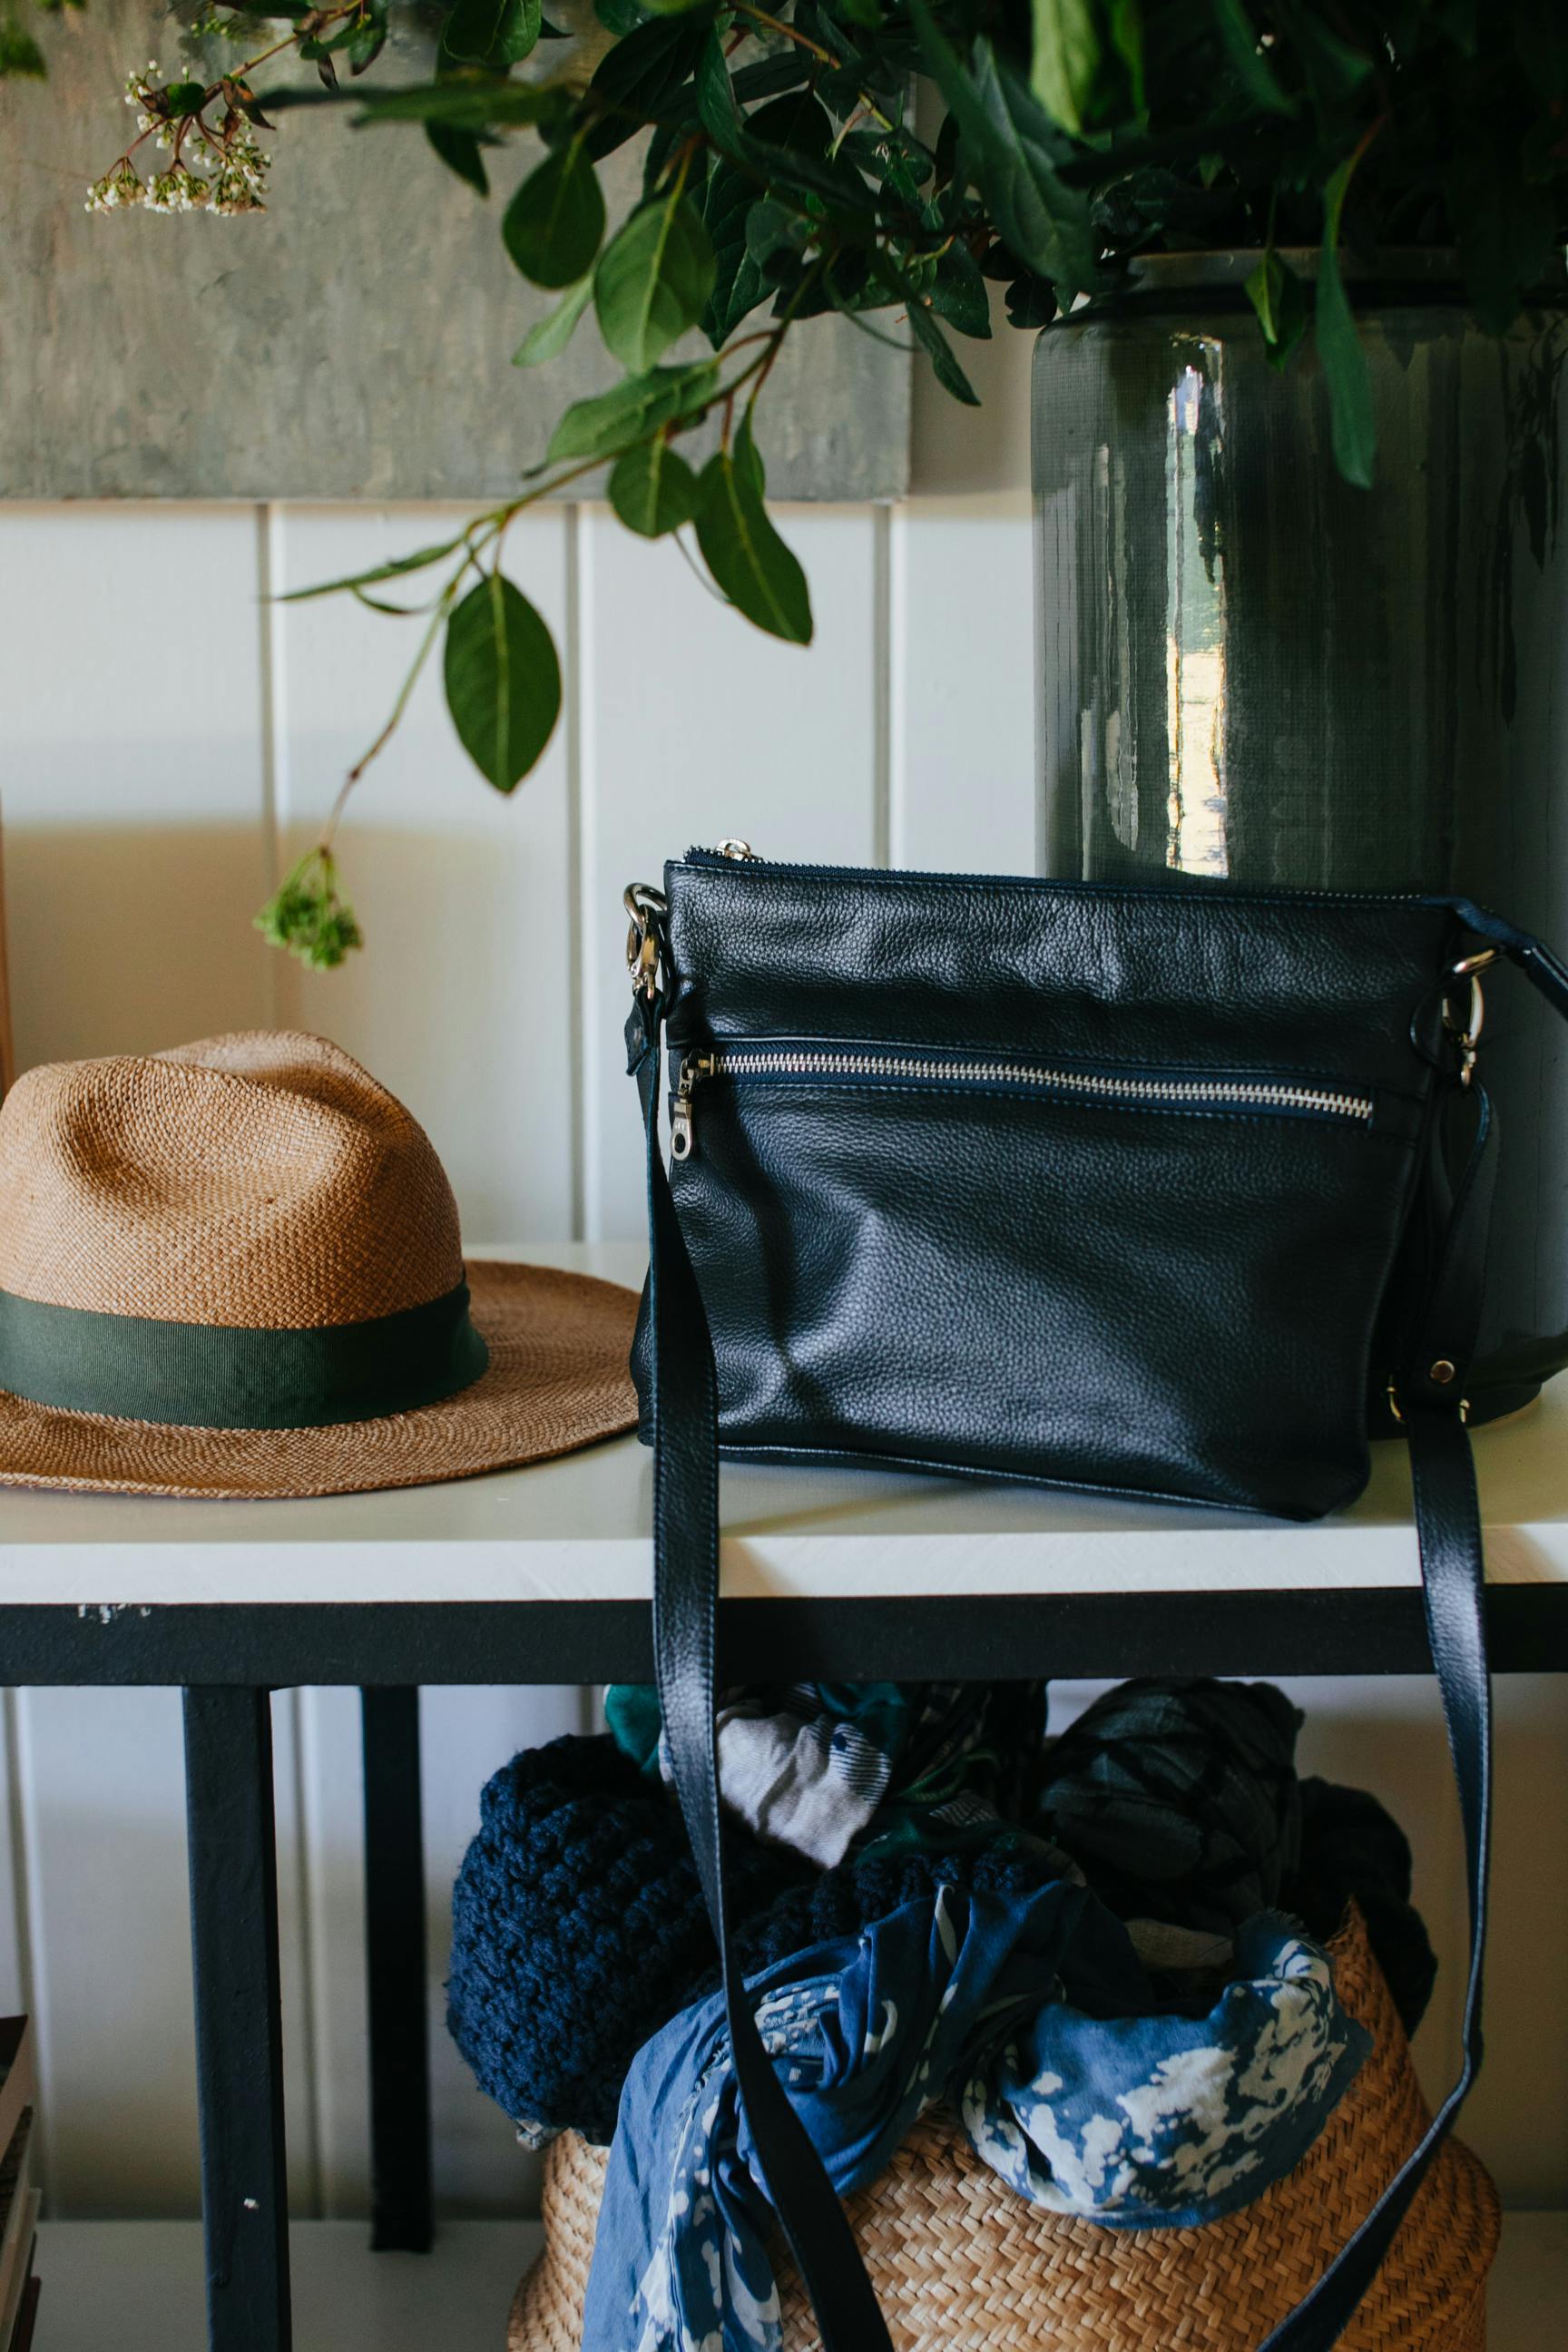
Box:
left=670, top=1049, right=1373, bottom=1161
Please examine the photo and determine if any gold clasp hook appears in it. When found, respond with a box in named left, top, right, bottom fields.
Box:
left=624, top=883, right=669, bottom=1002
left=1445, top=947, right=1501, bottom=1087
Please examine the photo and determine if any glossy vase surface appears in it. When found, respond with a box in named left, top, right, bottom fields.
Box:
left=1034, top=257, right=1568, bottom=1408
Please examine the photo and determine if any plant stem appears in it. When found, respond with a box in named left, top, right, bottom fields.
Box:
left=312, top=290, right=818, bottom=815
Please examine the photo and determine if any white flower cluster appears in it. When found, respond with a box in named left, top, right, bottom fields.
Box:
left=146, top=164, right=211, bottom=213
left=87, top=61, right=270, bottom=219
left=208, top=115, right=269, bottom=214
left=84, top=160, right=147, bottom=213
left=122, top=60, right=160, bottom=130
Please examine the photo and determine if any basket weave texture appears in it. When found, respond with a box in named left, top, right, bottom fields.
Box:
left=508, top=1910, right=1498, bottom=2351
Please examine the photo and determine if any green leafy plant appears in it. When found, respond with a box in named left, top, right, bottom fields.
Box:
left=19, top=0, right=1568, bottom=962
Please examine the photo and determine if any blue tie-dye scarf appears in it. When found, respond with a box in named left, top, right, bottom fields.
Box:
left=581, top=1881, right=1368, bottom=2352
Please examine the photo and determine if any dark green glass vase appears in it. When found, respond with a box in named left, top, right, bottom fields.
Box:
left=1034, top=253, right=1568, bottom=1412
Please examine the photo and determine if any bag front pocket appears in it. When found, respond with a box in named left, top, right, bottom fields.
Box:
left=669, top=1043, right=1378, bottom=1164
left=663, top=1034, right=1424, bottom=1521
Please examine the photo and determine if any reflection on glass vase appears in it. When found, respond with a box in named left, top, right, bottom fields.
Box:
left=1034, top=253, right=1568, bottom=1414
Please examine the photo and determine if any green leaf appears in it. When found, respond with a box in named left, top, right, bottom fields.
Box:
left=546, top=359, right=719, bottom=460
left=877, top=255, right=981, bottom=404
left=701, top=162, right=774, bottom=345
left=927, top=241, right=992, bottom=339
left=1244, top=247, right=1308, bottom=368
left=1208, top=0, right=1290, bottom=113
left=0, top=24, right=47, bottom=77
left=731, top=51, right=813, bottom=104
left=840, top=123, right=936, bottom=208
left=693, top=28, right=743, bottom=142
left=1288, top=9, right=1372, bottom=110
left=513, top=274, right=594, bottom=365
left=1316, top=159, right=1374, bottom=490
left=1448, top=151, right=1558, bottom=336
left=441, top=0, right=542, bottom=69
left=585, top=15, right=709, bottom=160
left=744, top=198, right=808, bottom=274
left=280, top=534, right=472, bottom=602
left=1030, top=0, right=1101, bottom=135
left=594, top=192, right=716, bottom=371
left=162, top=80, right=208, bottom=117
left=608, top=436, right=700, bottom=536
left=426, top=119, right=490, bottom=195
left=910, top=7, right=1095, bottom=296
left=695, top=427, right=812, bottom=644
left=503, top=140, right=605, bottom=286
left=1004, top=270, right=1057, bottom=328
left=1109, top=0, right=1144, bottom=114
left=356, top=79, right=565, bottom=131
left=443, top=573, right=563, bottom=792
left=695, top=36, right=876, bottom=221
left=347, top=5, right=387, bottom=74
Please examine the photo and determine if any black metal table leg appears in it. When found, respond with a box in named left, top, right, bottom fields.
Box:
left=361, top=1686, right=434, bottom=2251
left=183, top=1686, right=292, bottom=2352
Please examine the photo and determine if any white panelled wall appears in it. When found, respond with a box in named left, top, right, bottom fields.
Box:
left=0, top=337, right=1565, bottom=2225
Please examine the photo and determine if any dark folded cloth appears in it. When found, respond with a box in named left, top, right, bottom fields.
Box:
left=449, top=1680, right=1438, bottom=2144
left=1034, top=1677, right=1304, bottom=1936
left=1282, top=1777, right=1437, bottom=2037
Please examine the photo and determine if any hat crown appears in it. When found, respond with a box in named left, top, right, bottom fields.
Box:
left=0, top=1033, right=464, bottom=1329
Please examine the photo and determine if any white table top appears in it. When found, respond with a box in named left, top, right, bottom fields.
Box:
left=0, top=1245, right=1561, bottom=1608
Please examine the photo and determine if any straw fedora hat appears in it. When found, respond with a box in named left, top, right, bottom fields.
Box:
left=0, top=1031, right=638, bottom=1498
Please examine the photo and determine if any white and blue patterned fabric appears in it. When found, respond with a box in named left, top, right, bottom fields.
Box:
left=580, top=1881, right=1368, bottom=2352
left=965, top=1910, right=1366, bottom=2228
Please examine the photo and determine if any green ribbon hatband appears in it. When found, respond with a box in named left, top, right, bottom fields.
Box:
left=0, top=1280, right=489, bottom=1430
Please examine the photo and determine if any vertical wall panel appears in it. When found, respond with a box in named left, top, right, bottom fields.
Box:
left=270, top=506, right=576, bottom=1248
left=889, top=495, right=1036, bottom=874
left=271, top=1688, right=326, bottom=2218
left=421, top=1686, right=588, bottom=2216
left=298, top=1686, right=586, bottom=2220
left=0, top=503, right=275, bottom=2220
left=0, top=504, right=275, bottom=1072
left=577, top=505, right=881, bottom=1241
left=271, top=507, right=588, bottom=2219
left=297, top=1688, right=368, bottom=2222
left=14, top=1687, right=199, bottom=2216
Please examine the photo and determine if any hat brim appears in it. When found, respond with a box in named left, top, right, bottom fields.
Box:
left=0, top=1261, right=640, bottom=1500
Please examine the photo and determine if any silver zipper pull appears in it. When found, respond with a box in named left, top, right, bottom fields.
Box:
left=715, top=839, right=756, bottom=861
left=671, top=1057, right=707, bottom=1161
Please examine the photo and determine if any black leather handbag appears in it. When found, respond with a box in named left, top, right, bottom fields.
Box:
left=623, top=846, right=1568, bottom=2352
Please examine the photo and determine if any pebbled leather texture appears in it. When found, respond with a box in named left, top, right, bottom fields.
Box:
left=636, top=860, right=1464, bottom=1521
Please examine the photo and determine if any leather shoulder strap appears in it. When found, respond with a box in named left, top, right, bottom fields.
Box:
left=1257, top=1077, right=1497, bottom=2348
left=1256, top=1397, right=1490, bottom=2347
left=628, top=992, right=895, bottom=2352
left=1446, top=897, right=1568, bottom=1020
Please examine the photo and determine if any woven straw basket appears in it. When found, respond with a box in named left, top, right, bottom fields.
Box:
left=509, top=1911, right=1499, bottom=2351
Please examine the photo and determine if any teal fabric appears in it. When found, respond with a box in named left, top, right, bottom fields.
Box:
left=0, top=1280, right=489, bottom=1429
left=604, top=1683, right=663, bottom=1776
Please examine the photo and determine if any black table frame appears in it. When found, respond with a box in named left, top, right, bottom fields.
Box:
left=16, top=1580, right=1565, bottom=2352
